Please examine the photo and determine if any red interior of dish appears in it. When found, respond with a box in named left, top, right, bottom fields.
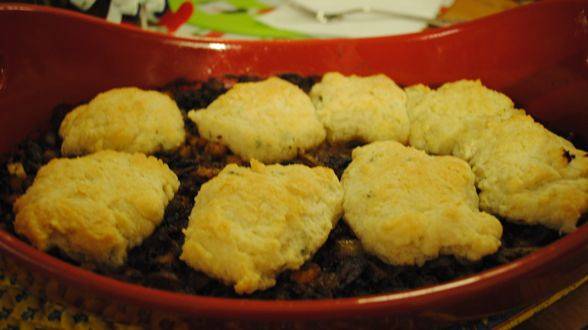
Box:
left=0, top=0, right=587, bottom=323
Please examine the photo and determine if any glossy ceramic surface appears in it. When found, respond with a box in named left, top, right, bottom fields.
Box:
left=0, top=1, right=587, bottom=326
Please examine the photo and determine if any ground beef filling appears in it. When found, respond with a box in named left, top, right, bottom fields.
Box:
left=0, top=75, right=573, bottom=300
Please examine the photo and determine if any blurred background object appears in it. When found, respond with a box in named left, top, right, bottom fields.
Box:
left=2, top=0, right=535, bottom=38
left=440, top=0, right=520, bottom=21
left=255, top=0, right=455, bottom=38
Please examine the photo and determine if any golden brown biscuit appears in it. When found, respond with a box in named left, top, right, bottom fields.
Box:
left=460, top=114, right=588, bottom=233
left=188, top=77, right=326, bottom=163
left=180, top=160, right=343, bottom=294
left=408, top=80, right=516, bottom=155
left=60, top=87, right=185, bottom=155
left=310, top=72, right=409, bottom=144
left=14, top=150, right=179, bottom=267
left=342, top=141, right=502, bottom=266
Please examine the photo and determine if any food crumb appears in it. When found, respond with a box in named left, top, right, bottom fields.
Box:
left=195, top=166, right=220, bottom=179
left=291, top=263, right=321, bottom=285
left=6, top=163, right=26, bottom=179
left=204, top=141, right=228, bottom=159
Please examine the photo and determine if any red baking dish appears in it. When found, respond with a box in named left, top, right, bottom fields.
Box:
left=0, top=1, right=587, bottom=327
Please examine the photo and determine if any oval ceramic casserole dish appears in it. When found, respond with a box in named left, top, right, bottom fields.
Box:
left=0, top=1, right=587, bottom=327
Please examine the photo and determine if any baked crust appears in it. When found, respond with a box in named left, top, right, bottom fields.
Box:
left=188, top=77, right=326, bottom=163
left=407, top=79, right=588, bottom=232
left=181, top=160, right=343, bottom=294
left=342, top=141, right=503, bottom=266
left=13, top=150, right=179, bottom=267
left=310, top=72, right=409, bottom=144
left=60, top=87, right=185, bottom=155
left=408, top=80, right=516, bottom=155
left=459, top=114, right=588, bottom=233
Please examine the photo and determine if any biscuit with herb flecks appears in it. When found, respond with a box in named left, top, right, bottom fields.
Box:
left=188, top=77, right=326, bottom=163
left=181, top=160, right=343, bottom=294
left=342, top=141, right=502, bottom=266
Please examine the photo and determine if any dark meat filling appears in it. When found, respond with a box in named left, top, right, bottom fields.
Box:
left=0, top=75, right=574, bottom=300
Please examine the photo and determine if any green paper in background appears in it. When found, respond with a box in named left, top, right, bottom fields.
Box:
left=168, top=0, right=307, bottom=39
